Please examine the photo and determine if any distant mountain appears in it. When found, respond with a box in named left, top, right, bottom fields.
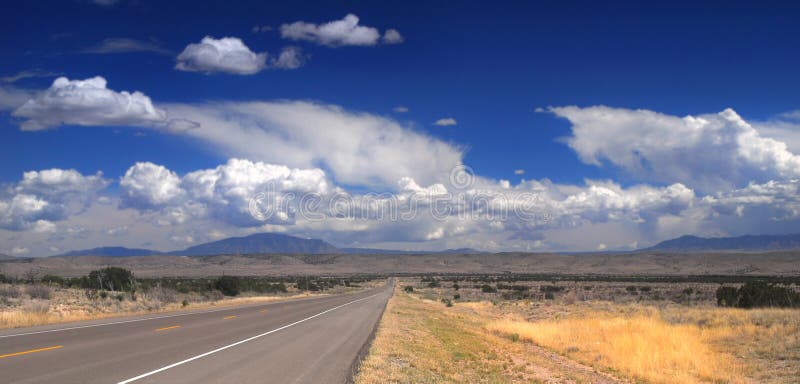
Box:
left=170, top=233, right=340, bottom=256
left=0, top=253, right=16, bottom=261
left=60, top=247, right=160, bottom=257
left=645, top=234, right=800, bottom=251
left=59, top=233, right=484, bottom=257
left=341, top=247, right=485, bottom=255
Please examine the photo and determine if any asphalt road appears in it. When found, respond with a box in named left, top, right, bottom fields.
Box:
left=0, top=279, right=393, bottom=383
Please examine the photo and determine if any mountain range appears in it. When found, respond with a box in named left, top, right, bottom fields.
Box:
left=645, top=233, right=800, bottom=251
left=54, top=232, right=800, bottom=258
left=57, top=233, right=482, bottom=257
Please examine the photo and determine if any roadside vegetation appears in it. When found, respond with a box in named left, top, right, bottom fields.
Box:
left=0, top=267, right=377, bottom=329
left=358, top=276, right=800, bottom=383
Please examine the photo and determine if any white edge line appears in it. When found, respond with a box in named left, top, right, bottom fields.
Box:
left=116, top=293, right=381, bottom=384
left=0, top=293, right=341, bottom=338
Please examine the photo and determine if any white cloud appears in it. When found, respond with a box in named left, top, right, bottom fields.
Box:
left=550, top=106, right=800, bottom=192
left=382, top=29, right=404, bottom=44
left=119, top=162, right=185, bottom=210
left=105, top=225, right=129, bottom=236
left=120, top=159, right=332, bottom=227
left=162, top=101, right=464, bottom=187
left=270, top=47, right=306, bottom=69
left=434, top=117, right=457, bottom=126
left=12, top=76, right=166, bottom=130
left=11, top=246, right=30, bottom=255
left=81, top=38, right=171, bottom=55
left=176, top=36, right=267, bottom=75
left=514, top=169, right=525, bottom=175
left=280, top=14, right=400, bottom=47
left=393, top=106, right=409, bottom=113
left=752, top=111, right=800, bottom=153
left=0, top=168, right=109, bottom=231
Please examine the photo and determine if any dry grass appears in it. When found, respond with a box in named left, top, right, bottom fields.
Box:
left=360, top=279, right=800, bottom=384
left=0, top=285, right=323, bottom=329
left=488, top=305, right=800, bottom=384
left=488, top=314, right=740, bottom=383
left=356, top=286, right=619, bottom=383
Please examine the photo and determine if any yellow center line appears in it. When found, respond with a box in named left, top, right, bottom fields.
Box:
left=0, top=345, right=63, bottom=359
left=154, top=325, right=181, bottom=332
left=223, top=315, right=237, bottom=320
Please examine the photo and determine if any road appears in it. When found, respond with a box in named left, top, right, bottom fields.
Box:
left=0, top=279, right=393, bottom=383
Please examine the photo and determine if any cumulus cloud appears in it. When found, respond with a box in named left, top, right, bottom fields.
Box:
left=550, top=106, right=800, bottom=192
left=80, top=38, right=171, bottom=55
left=752, top=111, right=800, bottom=153
left=119, top=159, right=331, bottom=227
left=434, top=117, right=457, bottom=126
left=0, top=168, right=109, bottom=231
left=162, top=101, right=464, bottom=187
left=12, top=76, right=166, bottom=130
left=176, top=37, right=304, bottom=74
left=119, top=162, right=185, bottom=210
left=176, top=36, right=267, bottom=75
left=280, top=14, right=400, bottom=47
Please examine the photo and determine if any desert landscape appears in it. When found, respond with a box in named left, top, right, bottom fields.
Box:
left=2, top=251, right=800, bottom=277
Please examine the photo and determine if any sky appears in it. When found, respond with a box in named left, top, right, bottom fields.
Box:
left=2, top=0, right=800, bottom=256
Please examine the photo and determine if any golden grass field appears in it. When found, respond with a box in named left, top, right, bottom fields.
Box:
left=357, top=279, right=800, bottom=384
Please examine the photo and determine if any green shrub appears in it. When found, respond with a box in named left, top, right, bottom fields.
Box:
left=716, top=286, right=739, bottom=307
left=182, top=299, right=189, bottom=307
left=716, top=282, right=800, bottom=308
left=481, top=284, right=497, bottom=293
left=403, top=286, right=414, bottom=293
left=441, top=298, right=453, bottom=307
left=453, top=293, right=461, bottom=300
left=215, top=276, right=241, bottom=296
left=41, top=275, right=65, bottom=286
left=88, top=267, right=135, bottom=292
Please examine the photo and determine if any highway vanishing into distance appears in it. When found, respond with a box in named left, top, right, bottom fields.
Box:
left=0, top=280, right=393, bottom=383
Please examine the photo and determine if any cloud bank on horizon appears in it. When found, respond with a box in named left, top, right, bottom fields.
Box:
left=5, top=74, right=800, bottom=255
left=2, top=3, right=800, bottom=256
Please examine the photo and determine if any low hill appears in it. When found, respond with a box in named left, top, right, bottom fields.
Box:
left=0, top=253, right=16, bottom=261
left=646, top=234, right=800, bottom=251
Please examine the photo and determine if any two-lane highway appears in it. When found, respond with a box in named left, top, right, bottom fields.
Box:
left=0, top=279, right=393, bottom=383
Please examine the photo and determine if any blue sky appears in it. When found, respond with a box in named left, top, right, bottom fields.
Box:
left=2, top=1, right=800, bottom=255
